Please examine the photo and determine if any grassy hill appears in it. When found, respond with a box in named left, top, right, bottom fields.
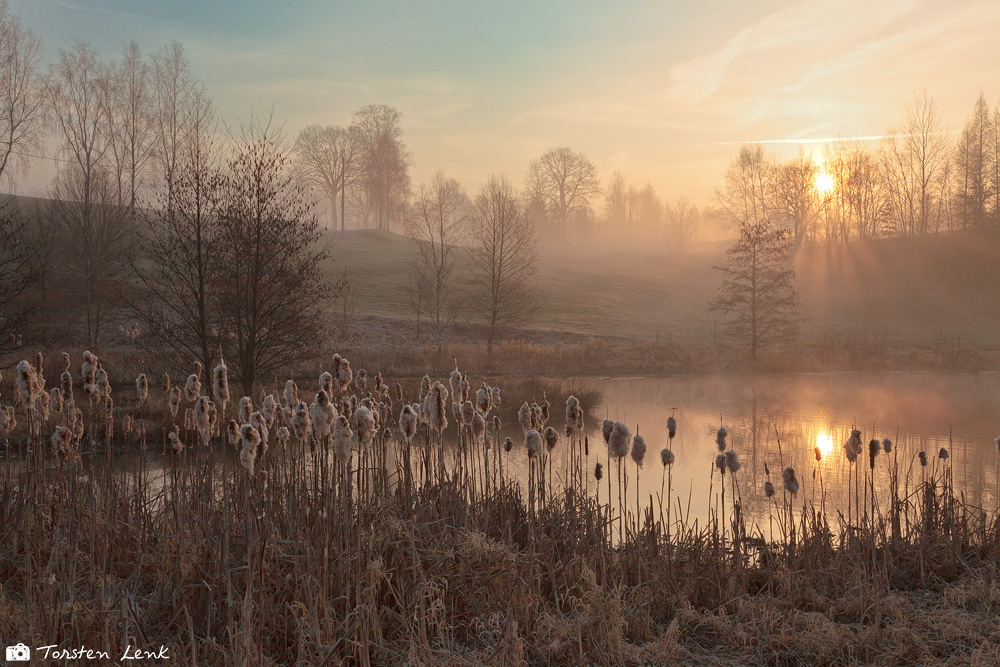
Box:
left=323, top=227, right=1000, bottom=349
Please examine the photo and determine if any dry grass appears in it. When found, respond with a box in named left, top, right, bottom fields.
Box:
left=1, top=354, right=1000, bottom=666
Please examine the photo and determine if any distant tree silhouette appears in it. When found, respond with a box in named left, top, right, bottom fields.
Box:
left=710, top=220, right=799, bottom=360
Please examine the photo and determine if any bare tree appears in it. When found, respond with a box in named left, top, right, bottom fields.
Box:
left=469, top=174, right=537, bottom=356
left=770, top=151, right=818, bottom=246
left=293, top=124, right=363, bottom=231
left=882, top=90, right=949, bottom=236
left=0, top=1, right=45, bottom=185
left=842, top=144, right=890, bottom=242
left=603, top=170, right=630, bottom=230
left=0, top=200, right=37, bottom=352
left=48, top=40, right=109, bottom=214
left=709, top=221, right=799, bottom=360
left=106, top=41, right=156, bottom=220
left=352, top=104, right=410, bottom=231
left=405, top=170, right=469, bottom=349
left=151, top=40, right=198, bottom=213
left=665, top=196, right=701, bottom=253
left=215, top=113, right=330, bottom=394
left=127, top=103, right=222, bottom=378
left=524, top=147, right=600, bottom=236
left=49, top=167, right=131, bottom=348
left=715, top=144, right=774, bottom=231
left=953, top=93, right=995, bottom=228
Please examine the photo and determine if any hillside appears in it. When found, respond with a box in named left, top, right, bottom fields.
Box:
left=324, top=227, right=1000, bottom=348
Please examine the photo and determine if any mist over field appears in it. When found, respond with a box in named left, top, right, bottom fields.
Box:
left=0, top=2, right=999, bottom=665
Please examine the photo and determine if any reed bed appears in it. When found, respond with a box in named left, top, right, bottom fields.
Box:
left=1, top=351, right=999, bottom=666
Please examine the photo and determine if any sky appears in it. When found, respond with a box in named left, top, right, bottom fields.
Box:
left=9, top=0, right=1000, bottom=206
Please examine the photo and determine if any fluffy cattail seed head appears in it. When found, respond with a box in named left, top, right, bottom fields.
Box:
left=136, top=373, right=148, bottom=401
left=667, top=415, right=677, bottom=439
left=882, top=437, right=893, bottom=453
left=660, top=448, right=674, bottom=467
left=608, top=421, right=631, bottom=459
left=868, top=439, right=880, bottom=468
left=715, top=453, right=727, bottom=475
left=782, top=466, right=799, bottom=495
left=212, top=358, right=230, bottom=406
left=525, top=429, right=542, bottom=458
left=725, top=449, right=741, bottom=473
left=503, top=436, right=513, bottom=453
left=764, top=481, right=775, bottom=497
left=918, top=451, right=927, bottom=466
left=631, top=434, right=646, bottom=468
left=938, top=447, right=949, bottom=460
left=543, top=426, right=559, bottom=452
left=814, top=446, right=822, bottom=462
left=594, top=462, right=603, bottom=481
left=601, top=419, right=614, bottom=445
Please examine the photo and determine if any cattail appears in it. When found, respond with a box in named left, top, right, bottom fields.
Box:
left=602, top=419, right=614, bottom=445
left=715, top=426, right=728, bottom=452
left=608, top=421, right=631, bottom=459
left=595, top=461, right=603, bottom=481
left=395, top=383, right=404, bottom=401
left=311, top=390, right=337, bottom=442
left=666, top=415, right=677, bottom=439
left=782, top=466, right=799, bottom=495
left=660, top=448, right=674, bottom=467
left=168, top=425, right=183, bottom=454
left=283, top=380, right=298, bottom=414
left=51, top=426, right=73, bottom=459
left=918, top=451, right=927, bottom=467
left=492, top=386, right=501, bottom=410
left=525, top=429, right=542, bottom=458
left=764, top=480, right=775, bottom=497
left=472, top=412, right=486, bottom=442
left=725, top=449, right=741, bottom=473
left=238, top=396, right=253, bottom=424
left=543, top=425, right=560, bottom=453
left=868, top=439, right=880, bottom=468
left=71, top=408, right=83, bottom=440
left=399, top=404, right=417, bottom=441
left=49, top=387, right=63, bottom=415
left=184, top=371, right=201, bottom=402
left=95, top=367, right=111, bottom=400
left=461, top=400, right=475, bottom=426
left=184, top=408, right=195, bottom=431
left=38, top=391, right=50, bottom=422
left=484, top=430, right=492, bottom=449
left=291, top=401, right=313, bottom=444
left=226, top=419, right=240, bottom=447
left=168, top=387, right=181, bottom=418
left=194, top=397, right=214, bottom=444
left=631, top=434, right=646, bottom=468
left=419, top=374, right=431, bottom=402
left=62, top=352, right=71, bottom=372
left=353, top=405, right=376, bottom=446
left=16, top=360, right=40, bottom=409
left=81, top=351, right=97, bottom=388
left=333, top=414, right=352, bottom=464
left=518, top=402, right=532, bottom=433
left=276, top=426, right=290, bottom=448
left=845, top=429, right=862, bottom=463
left=162, top=372, right=171, bottom=393
left=238, top=424, right=261, bottom=474
left=250, top=411, right=269, bottom=460
left=715, top=453, right=727, bottom=475
left=320, top=371, right=334, bottom=396
left=540, top=400, right=550, bottom=425
left=261, top=394, right=278, bottom=426
left=449, top=369, right=462, bottom=404
left=503, top=437, right=513, bottom=452
left=565, top=396, right=583, bottom=436
left=424, top=382, right=448, bottom=434
left=938, top=447, right=949, bottom=460
left=459, top=374, right=469, bottom=402
left=814, top=446, right=822, bottom=462
left=335, top=355, right=353, bottom=391
left=212, top=358, right=230, bottom=407
left=356, top=369, right=368, bottom=392
left=60, top=370, right=73, bottom=403
left=475, top=385, right=491, bottom=414
left=882, top=437, right=893, bottom=453
left=134, top=373, right=148, bottom=402
left=493, top=415, right=501, bottom=431
left=530, top=402, right=543, bottom=430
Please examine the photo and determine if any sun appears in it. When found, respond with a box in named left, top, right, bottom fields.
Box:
left=815, top=171, right=835, bottom=194
left=815, top=429, right=834, bottom=458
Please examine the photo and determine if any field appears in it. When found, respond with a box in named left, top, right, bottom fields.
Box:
left=2, top=354, right=1000, bottom=666
left=323, top=227, right=1000, bottom=353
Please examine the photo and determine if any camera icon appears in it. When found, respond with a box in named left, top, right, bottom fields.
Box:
left=5, top=643, right=31, bottom=661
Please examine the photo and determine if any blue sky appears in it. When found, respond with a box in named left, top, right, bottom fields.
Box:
left=10, top=0, right=1000, bottom=204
